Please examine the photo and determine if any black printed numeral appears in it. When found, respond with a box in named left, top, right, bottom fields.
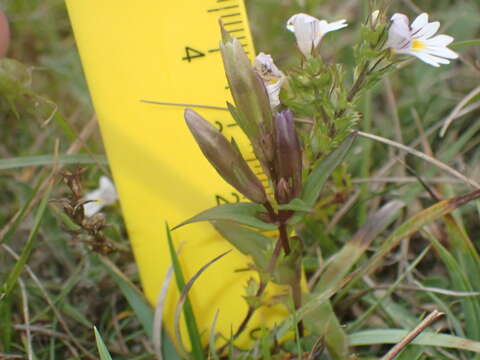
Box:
left=182, top=47, right=206, bottom=62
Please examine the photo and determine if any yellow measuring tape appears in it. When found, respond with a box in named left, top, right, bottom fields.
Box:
left=66, top=0, right=287, bottom=348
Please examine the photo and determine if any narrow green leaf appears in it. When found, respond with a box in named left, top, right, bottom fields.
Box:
left=94, top=327, right=114, bottom=360
left=174, top=203, right=275, bottom=231
left=348, top=329, right=480, bottom=353
left=0, top=295, right=12, bottom=351
left=277, top=198, right=313, bottom=212
left=301, top=133, right=357, bottom=206
left=213, top=220, right=273, bottom=270
left=336, top=189, right=480, bottom=301
left=0, top=154, right=107, bottom=170
left=100, top=256, right=154, bottom=336
left=99, top=256, right=179, bottom=359
left=450, top=39, right=480, bottom=49
left=347, top=246, right=430, bottom=332
left=315, top=200, right=404, bottom=294
left=174, top=250, right=229, bottom=360
left=424, top=231, right=480, bottom=341
left=0, top=175, right=44, bottom=245
left=0, top=183, right=52, bottom=300
left=166, top=223, right=205, bottom=360
left=209, top=311, right=221, bottom=360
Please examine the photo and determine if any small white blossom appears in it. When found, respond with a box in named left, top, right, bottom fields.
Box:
left=83, top=176, right=118, bottom=217
left=371, top=10, right=380, bottom=27
left=286, top=13, right=348, bottom=57
left=386, top=13, right=458, bottom=67
left=253, top=53, right=285, bottom=108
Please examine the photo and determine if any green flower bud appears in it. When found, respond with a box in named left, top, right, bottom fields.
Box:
left=220, top=27, right=275, bottom=171
left=185, top=109, right=267, bottom=204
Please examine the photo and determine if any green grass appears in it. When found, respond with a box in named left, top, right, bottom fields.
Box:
left=1, top=0, right=480, bottom=359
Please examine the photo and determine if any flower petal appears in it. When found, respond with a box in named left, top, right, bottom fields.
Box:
left=426, top=34, right=454, bottom=46
left=83, top=200, right=103, bottom=217
left=298, top=20, right=319, bottom=55
left=411, top=13, right=429, bottom=31
left=319, top=19, right=348, bottom=34
left=286, top=13, right=317, bottom=32
left=254, top=53, right=285, bottom=108
left=425, top=45, right=458, bottom=59
left=413, top=51, right=450, bottom=67
left=413, top=21, right=439, bottom=39
left=387, top=13, right=411, bottom=50
left=98, top=176, right=118, bottom=205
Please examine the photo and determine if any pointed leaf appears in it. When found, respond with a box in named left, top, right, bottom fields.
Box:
left=174, top=203, right=275, bottom=231
left=277, top=198, right=313, bottom=213
left=166, top=224, right=204, bottom=360
left=94, top=327, right=113, bottom=360
left=301, top=132, right=357, bottom=206
left=213, top=220, right=273, bottom=270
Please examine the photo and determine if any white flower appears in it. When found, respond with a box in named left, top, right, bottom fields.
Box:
left=286, top=13, right=348, bottom=57
left=386, top=13, right=458, bottom=67
left=253, top=52, right=285, bottom=108
left=83, top=176, right=118, bottom=217
left=371, top=10, right=380, bottom=27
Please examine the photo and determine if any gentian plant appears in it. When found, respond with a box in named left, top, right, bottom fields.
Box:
left=177, top=5, right=476, bottom=359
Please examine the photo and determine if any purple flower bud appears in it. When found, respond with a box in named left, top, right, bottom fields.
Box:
left=274, top=110, right=302, bottom=204
left=185, top=109, right=267, bottom=204
left=0, top=10, right=9, bottom=58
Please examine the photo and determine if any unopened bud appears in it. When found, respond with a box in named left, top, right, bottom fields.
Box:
left=220, top=27, right=274, bottom=169
left=274, top=110, right=302, bottom=203
left=371, top=10, right=380, bottom=27
left=0, top=10, right=10, bottom=58
left=185, top=109, right=267, bottom=204
left=276, top=178, right=291, bottom=204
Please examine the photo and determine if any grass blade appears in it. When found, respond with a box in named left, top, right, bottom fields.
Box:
left=349, top=329, right=480, bottom=353
left=0, top=182, right=52, bottom=300
left=423, top=230, right=480, bottom=341
left=166, top=223, right=205, bottom=360
left=93, top=326, right=113, bottom=360
left=336, top=189, right=480, bottom=301
left=99, top=256, right=179, bottom=359
left=315, top=200, right=404, bottom=293
left=0, top=154, right=107, bottom=170
left=0, top=175, right=44, bottom=245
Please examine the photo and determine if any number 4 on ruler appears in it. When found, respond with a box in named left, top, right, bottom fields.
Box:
left=182, top=46, right=205, bottom=62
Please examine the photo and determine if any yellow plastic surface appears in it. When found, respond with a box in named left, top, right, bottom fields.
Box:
left=65, top=0, right=288, bottom=348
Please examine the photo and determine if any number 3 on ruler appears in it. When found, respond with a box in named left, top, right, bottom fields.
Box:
left=182, top=46, right=205, bottom=62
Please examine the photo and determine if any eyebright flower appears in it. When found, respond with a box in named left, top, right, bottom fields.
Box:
left=253, top=53, right=285, bottom=108
left=371, top=10, right=380, bottom=27
left=83, top=176, right=118, bottom=217
left=386, top=13, right=458, bottom=67
left=286, top=13, right=348, bottom=58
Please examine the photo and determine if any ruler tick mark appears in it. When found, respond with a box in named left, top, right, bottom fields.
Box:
left=224, top=20, right=242, bottom=26
left=221, top=12, right=240, bottom=18
left=228, top=28, right=245, bottom=33
left=207, top=5, right=239, bottom=12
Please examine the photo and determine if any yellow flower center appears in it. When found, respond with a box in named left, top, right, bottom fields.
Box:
left=412, top=39, right=426, bottom=52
